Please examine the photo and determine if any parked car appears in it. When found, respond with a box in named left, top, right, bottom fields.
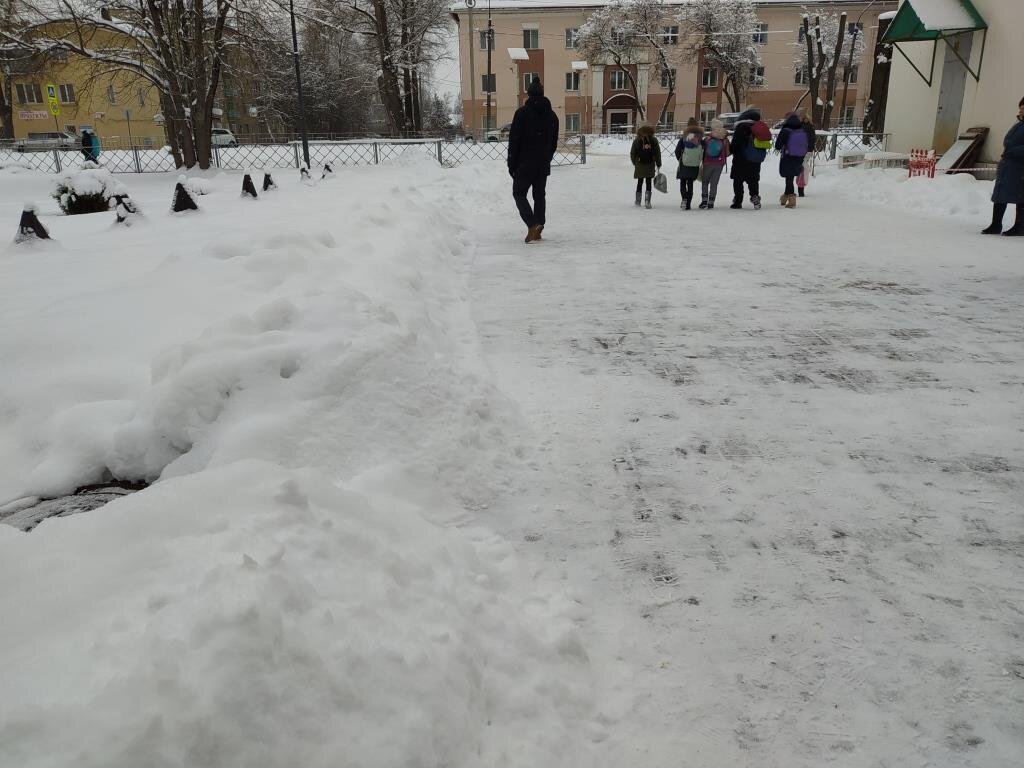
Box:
left=15, top=131, right=78, bottom=150
left=485, top=123, right=512, bottom=142
left=713, top=113, right=742, bottom=132
left=211, top=128, right=238, bottom=147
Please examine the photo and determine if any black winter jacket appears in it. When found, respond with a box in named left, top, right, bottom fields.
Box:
left=508, top=96, right=560, bottom=179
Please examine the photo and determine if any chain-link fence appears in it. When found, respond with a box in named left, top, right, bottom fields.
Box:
left=0, top=136, right=587, bottom=175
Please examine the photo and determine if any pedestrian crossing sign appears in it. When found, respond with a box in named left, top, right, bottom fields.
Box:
left=45, top=83, right=59, bottom=116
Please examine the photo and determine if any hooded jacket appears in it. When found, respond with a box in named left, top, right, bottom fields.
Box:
left=775, top=113, right=807, bottom=178
left=729, top=108, right=762, bottom=181
left=630, top=125, right=662, bottom=179
left=508, top=93, right=560, bottom=179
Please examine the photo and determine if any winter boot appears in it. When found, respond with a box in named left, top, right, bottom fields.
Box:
left=680, top=200, right=687, bottom=209
left=798, top=188, right=806, bottom=197
left=635, top=190, right=642, bottom=207
left=707, top=200, right=715, bottom=209
left=752, top=195, right=762, bottom=210
left=685, top=194, right=692, bottom=211
left=645, top=191, right=652, bottom=210
left=1003, top=206, right=1024, bottom=236
left=699, top=194, right=708, bottom=210
left=780, top=193, right=788, bottom=206
left=525, top=224, right=542, bottom=244
left=785, top=194, right=797, bottom=209
left=730, top=198, right=742, bottom=210
left=536, top=224, right=544, bottom=240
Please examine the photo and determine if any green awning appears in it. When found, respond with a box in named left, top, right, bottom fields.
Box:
left=882, top=0, right=988, bottom=85
left=882, top=0, right=986, bottom=43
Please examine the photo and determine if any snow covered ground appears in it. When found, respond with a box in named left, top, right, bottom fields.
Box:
left=1, top=155, right=1022, bottom=767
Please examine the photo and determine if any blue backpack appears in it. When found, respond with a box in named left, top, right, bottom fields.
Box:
left=786, top=129, right=809, bottom=157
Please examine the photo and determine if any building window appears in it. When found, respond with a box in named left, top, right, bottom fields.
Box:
left=58, top=84, right=75, bottom=103
left=842, top=106, right=856, bottom=124
left=798, top=26, right=807, bottom=43
left=142, top=137, right=154, bottom=147
left=565, top=27, right=579, bottom=48
left=482, top=114, right=496, bottom=131
left=795, top=67, right=809, bottom=85
left=699, top=104, right=716, bottom=126
left=523, top=72, right=540, bottom=92
left=661, top=26, right=678, bottom=45
left=610, top=69, right=628, bottom=91
left=566, top=113, right=580, bottom=133
left=847, top=64, right=859, bottom=84
left=565, top=71, right=580, bottom=91
left=612, top=28, right=628, bottom=46
left=748, top=66, right=765, bottom=87
left=478, top=30, right=494, bottom=51
left=63, top=123, right=76, bottom=133
left=523, top=29, right=539, bottom=49
left=107, top=85, right=118, bottom=105
left=657, top=111, right=674, bottom=130
left=753, top=22, right=768, bottom=45
left=481, top=73, right=495, bottom=93
left=15, top=83, right=42, bottom=104
left=660, top=68, right=676, bottom=89
left=701, top=67, right=718, bottom=88
left=50, top=49, right=68, bottom=62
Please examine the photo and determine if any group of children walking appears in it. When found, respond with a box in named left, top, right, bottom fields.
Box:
left=630, top=109, right=816, bottom=211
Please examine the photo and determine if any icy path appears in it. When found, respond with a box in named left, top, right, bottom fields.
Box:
left=468, top=158, right=1024, bottom=766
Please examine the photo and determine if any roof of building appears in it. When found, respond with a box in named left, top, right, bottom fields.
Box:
left=451, top=0, right=890, bottom=11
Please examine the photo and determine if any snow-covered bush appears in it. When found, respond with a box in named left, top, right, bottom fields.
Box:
left=52, top=165, right=128, bottom=215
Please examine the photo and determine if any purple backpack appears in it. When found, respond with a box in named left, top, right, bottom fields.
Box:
left=786, top=129, right=809, bottom=157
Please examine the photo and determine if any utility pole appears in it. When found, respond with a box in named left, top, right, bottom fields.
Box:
left=467, top=0, right=477, bottom=137
left=485, top=0, right=493, bottom=133
left=288, top=0, right=310, bottom=168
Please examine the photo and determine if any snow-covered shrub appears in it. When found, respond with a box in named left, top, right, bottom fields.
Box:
left=52, top=166, right=128, bottom=215
left=185, top=176, right=214, bottom=196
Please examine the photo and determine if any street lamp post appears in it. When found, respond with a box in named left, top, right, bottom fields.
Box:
left=288, top=0, right=310, bottom=168
left=485, top=0, right=493, bottom=134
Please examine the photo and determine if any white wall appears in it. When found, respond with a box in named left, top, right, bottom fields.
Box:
left=884, top=0, right=1023, bottom=162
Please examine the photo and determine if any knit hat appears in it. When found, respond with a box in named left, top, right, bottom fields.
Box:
left=686, top=117, right=699, bottom=129
left=527, top=79, right=544, bottom=98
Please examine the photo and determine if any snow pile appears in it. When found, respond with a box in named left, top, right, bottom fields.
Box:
left=912, top=0, right=976, bottom=31
left=185, top=176, right=215, bottom=195
left=0, top=152, right=37, bottom=172
left=0, top=461, right=595, bottom=767
left=586, top=136, right=635, bottom=156
left=52, top=165, right=128, bottom=214
left=814, top=165, right=994, bottom=221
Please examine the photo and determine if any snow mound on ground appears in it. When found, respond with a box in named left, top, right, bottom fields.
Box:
left=814, top=166, right=994, bottom=221
left=185, top=176, right=215, bottom=195
left=0, top=461, right=596, bottom=768
left=586, top=136, right=634, bottom=156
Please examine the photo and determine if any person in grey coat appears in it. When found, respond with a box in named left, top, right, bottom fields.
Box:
left=982, top=97, right=1024, bottom=236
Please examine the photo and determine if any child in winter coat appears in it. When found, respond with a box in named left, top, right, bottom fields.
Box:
left=630, top=124, right=662, bottom=209
left=796, top=115, right=816, bottom=197
left=674, top=118, right=704, bottom=210
left=775, top=112, right=809, bottom=208
left=699, top=118, right=730, bottom=209
left=729, top=108, right=771, bottom=209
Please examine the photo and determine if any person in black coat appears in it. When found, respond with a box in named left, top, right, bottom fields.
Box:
left=775, top=112, right=808, bottom=208
left=729, top=107, right=763, bottom=209
left=508, top=80, right=560, bottom=243
left=982, top=97, right=1024, bottom=236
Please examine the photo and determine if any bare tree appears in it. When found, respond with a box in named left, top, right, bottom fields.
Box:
left=677, top=0, right=762, bottom=113
left=1, top=0, right=234, bottom=168
left=576, top=1, right=648, bottom=122
left=792, top=10, right=863, bottom=129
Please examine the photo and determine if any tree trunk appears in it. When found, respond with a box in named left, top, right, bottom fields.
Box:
left=411, top=69, right=422, bottom=133
left=372, top=0, right=408, bottom=135
left=821, top=13, right=847, bottom=130
left=0, top=72, right=13, bottom=140
left=838, top=27, right=859, bottom=128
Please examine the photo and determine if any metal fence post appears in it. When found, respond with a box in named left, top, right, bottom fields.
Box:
left=436, top=139, right=443, bottom=166
left=132, top=147, right=142, bottom=174
left=213, top=145, right=221, bottom=168
left=293, top=143, right=301, bottom=168
left=52, top=149, right=62, bottom=173
left=580, top=134, right=587, bottom=165
left=373, top=141, right=379, bottom=165
left=829, top=133, right=838, bottom=161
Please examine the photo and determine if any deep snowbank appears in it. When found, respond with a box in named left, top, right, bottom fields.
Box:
left=0, top=462, right=594, bottom=768
left=0, top=162, right=602, bottom=766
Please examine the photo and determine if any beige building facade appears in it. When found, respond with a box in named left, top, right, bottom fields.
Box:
left=882, top=0, right=1018, bottom=163
left=452, top=0, right=896, bottom=135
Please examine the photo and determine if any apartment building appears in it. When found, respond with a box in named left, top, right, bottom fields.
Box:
left=452, top=0, right=896, bottom=134
left=7, top=51, right=166, bottom=147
